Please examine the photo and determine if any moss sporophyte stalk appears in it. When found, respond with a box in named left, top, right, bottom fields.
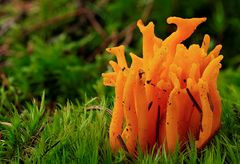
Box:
left=102, top=17, right=223, bottom=156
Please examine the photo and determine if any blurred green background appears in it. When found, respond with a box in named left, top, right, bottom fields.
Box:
left=0, top=0, right=239, bottom=109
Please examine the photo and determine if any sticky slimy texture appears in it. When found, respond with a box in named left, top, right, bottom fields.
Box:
left=102, top=17, right=223, bottom=155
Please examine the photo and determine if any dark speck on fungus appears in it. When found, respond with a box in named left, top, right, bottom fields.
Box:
left=148, top=101, right=153, bottom=111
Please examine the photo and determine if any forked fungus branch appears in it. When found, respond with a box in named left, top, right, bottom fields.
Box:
left=102, top=17, right=223, bottom=156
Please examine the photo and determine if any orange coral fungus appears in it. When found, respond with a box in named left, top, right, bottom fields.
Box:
left=102, top=17, right=223, bottom=155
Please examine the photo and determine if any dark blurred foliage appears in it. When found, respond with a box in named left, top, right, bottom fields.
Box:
left=0, top=0, right=239, bottom=108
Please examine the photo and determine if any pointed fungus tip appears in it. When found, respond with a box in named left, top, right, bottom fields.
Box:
left=167, top=16, right=207, bottom=25
left=106, top=48, right=111, bottom=53
left=137, top=19, right=144, bottom=27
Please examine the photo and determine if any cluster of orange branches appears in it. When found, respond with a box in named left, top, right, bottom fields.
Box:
left=102, top=17, right=223, bottom=156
